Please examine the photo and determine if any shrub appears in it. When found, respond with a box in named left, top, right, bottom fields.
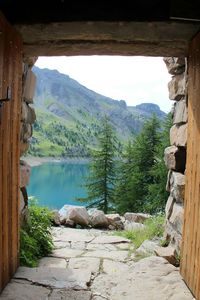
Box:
left=20, top=197, right=54, bottom=267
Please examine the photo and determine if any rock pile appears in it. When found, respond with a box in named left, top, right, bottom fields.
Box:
left=51, top=205, right=151, bottom=231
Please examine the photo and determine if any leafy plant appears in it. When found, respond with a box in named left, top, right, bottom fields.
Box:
left=20, top=197, right=54, bottom=267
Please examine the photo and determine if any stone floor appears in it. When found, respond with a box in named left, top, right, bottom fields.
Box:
left=0, top=227, right=195, bottom=300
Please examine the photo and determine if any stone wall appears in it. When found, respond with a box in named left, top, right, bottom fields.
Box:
left=19, top=57, right=37, bottom=223
left=163, top=57, right=188, bottom=254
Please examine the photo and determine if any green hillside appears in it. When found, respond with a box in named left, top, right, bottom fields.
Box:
left=28, top=66, right=166, bottom=157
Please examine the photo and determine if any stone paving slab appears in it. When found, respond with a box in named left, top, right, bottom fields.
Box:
left=91, top=235, right=130, bottom=244
left=68, top=257, right=100, bottom=274
left=0, top=281, right=50, bottom=300
left=86, top=243, right=117, bottom=251
left=50, top=248, right=84, bottom=258
left=0, top=227, right=195, bottom=300
left=14, top=267, right=91, bottom=290
left=38, top=257, right=67, bottom=268
left=103, top=259, right=130, bottom=275
left=52, top=227, right=96, bottom=242
left=83, top=250, right=129, bottom=261
left=71, top=241, right=86, bottom=249
left=49, top=289, right=92, bottom=300
left=91, top=256, right=194, bottom=300
left=53, top=241, right=71, bottom=249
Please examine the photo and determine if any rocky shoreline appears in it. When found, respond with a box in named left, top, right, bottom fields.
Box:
left=21, top=156, right=90, bottom=167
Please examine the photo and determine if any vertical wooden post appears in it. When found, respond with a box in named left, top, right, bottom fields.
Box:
left=0, top=12, right=22, bottom=292
left=180, top=31, right=200, bottom=300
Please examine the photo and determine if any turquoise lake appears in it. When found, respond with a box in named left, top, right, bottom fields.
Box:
left=27, top=162, right=89, bottom=210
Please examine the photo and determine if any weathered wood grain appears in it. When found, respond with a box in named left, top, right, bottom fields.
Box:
left=180, top=31, right=200, bottom=300
left=0, top=12, right=22, bottom=292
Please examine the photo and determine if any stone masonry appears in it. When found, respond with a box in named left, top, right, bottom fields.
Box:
left=163, top=57, right=188, bottom=254
left=20, top=57, right=37, bottom=222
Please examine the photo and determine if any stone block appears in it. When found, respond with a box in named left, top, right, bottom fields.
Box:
left=165, top=195, right=175, bottom=219
left=20, top=123, right=32, bottom=142
left=20, top=141, right=29, bottom=156
left=163, top=57, right=185, bottom=75
left=23, top=69, right=36, bottom=103
left=20, top=160, right=31, bottom=187
left=166, top=170, right=172, bottom=192
left=168, top=73, right=186, bottom=100
left=28, top=105, right=36, bottom=124
left=164, top=146, right=186, bottom=173
left=170, top=172, right=185, bottom=203
left=21, top=101, right=28, bottom=121
left=173, top=99, right=188, bottom=124
left=155, top=245, right=177, bottom=266
left=164, top=220, right=182, bottom=253
left=21, top=102, right=36, bottom=124
left=170, top=124, right=187, bottom=147
left=169, top=203, right=184, bottom=235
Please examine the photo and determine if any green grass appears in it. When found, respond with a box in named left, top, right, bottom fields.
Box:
left=115, top=213, right=165, bottom=249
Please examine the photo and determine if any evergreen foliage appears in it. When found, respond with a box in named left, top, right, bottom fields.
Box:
left=115, top=114, right=169, bottom=213
left=78, top=116, right=117, bottom=213
left=146, top=112, right=173, bottom=213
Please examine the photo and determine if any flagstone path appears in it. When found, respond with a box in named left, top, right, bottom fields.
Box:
left=0, top=227, right=195, bottom=300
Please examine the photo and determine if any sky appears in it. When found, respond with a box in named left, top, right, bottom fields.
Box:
left=35, top=56, right=173, bottom=113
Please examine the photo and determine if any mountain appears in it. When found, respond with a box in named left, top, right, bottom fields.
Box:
left=29, top=66, right=166, bottom=157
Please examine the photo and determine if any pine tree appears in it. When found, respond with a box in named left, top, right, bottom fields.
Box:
left=115, top=114, right=161, bottom=213
left=79, top=116, right=117, bottom=213
left=145, top=112, right=172, bottom=213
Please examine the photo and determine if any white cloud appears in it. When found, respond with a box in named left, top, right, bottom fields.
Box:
left=35, top=55, right=173, bottom=113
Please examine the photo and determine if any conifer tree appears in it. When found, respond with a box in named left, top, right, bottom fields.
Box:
left=115, top=114, right=161, bottom=213
left=146, top=112, right=172, bottom=213
left=79, top=116, right=117, bottom=213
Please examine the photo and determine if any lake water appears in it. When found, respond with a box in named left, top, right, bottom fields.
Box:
left=27, top=162, right=89, bottom=210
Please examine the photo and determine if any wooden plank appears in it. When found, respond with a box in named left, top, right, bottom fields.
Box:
left=0, top=12, right=5, bottom=293
left=1, top=16, right=11, bottom=288
left=0, top=12, right=22, bottom=292
left=180, top=31, right=200, bottom=300
left=10, top=28, right=22, bottom=275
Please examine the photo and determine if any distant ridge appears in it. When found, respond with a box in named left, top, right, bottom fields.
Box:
left=29, top=66, right=166, bottom=157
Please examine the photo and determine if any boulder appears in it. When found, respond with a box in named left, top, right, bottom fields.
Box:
left=51, top=210, right=61, bottom=226
left=136, top=239, right=160, bottom=255
left=89, top=209, right=109, bottom=228
left=124, top=220, right=145, bottom=231
left=59, top=205, right=89, bottom=227
left=154, top=245, right=178, bottom=266
left=124, top=212, right=151, bottom=223
left=106, top=214, right=124, bottom=230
